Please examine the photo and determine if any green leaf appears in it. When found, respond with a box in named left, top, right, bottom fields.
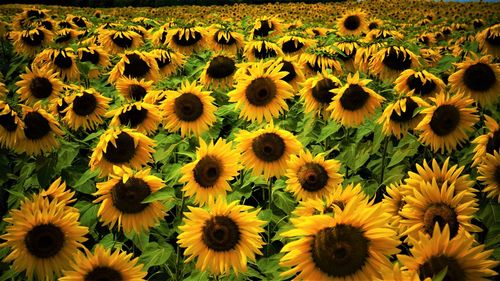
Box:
left=273, top=190, right=296, bottom=214
left=432, top=266, right=448, bottom=281
left=74, top=169, right=99, bottom=188
left=79, top=203, right=99, bottom=227
left=82, top=130, right=104, bottom=142
left=138, top=242, right=174, bottom=271
left=317, top=121, right=341, bottom=142
left=142, top=188, right=175, bottom=203
left=55, top=142, right=79, bottom=172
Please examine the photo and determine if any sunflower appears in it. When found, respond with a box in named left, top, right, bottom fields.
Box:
left=476, top=23, right=500, bottom=58
left=166, top=27, right=207, bottom=55
left=108, top=51, right=160, bottom=84
left=0, top=101, right=24, bottom=150
left=354, top=44, right=380, bottom=73
left=337, top=10, right=368, bottom=36
left=285, top=150, right=343, bottom=201
left=368, top=18, right=383, bottom=30
left=472, top=115, right=500, bottom=167
left=54, top=28, right=78, bottom=45
left=40, top=177, right=76, bottom=206
left=200, top=53, right=237, bottom=89
left=49, top=93, right=70, bottom=119
left=162, top=81, right=216, bottom=137
left=151, top=24, right=170, bottom=46
left=149, top=48, right=185, bottom=77
left=334, top=41, right=359, bottom=72
left=291, top=183, right=368, bottom=217
left=236, top=123, right=301, bottom=179
left=280, top=200, right=399, bottom=281
left=77, top=45, right=111, bottom=79
left=448, top=55, right=500, bottom=106
left=15, top=65, right=64, bottom=105
left=243, top=40, right=284, bottom=61
left=115, top=77, right=155, bottom=101
left=35, top=48, right=81, bottom=81
left=415, top=93, right=478, bottom=153
left=67, top=15, right=91, bottom=29
left=364, top=29, right=404, bottom=42
left=270, top=57, right=305, bottom=90
left=299, top=71, right=341, bottom=117
left=398, top=224, right=498, bottom=281
left=18, top=103, right=64, bottom=156
left=477, top=152, right=500, bottom=203
left=381, top=181, right=407, bottom=234
left=328, top=72, right=384, bottom=127
left=306, top=27, right=330, bottom=38
left=250, top=16, right=282, bottom=39
left=377, top=94, right=429, bottom=139
left=89, top=128, right=155, bottom=177
left=11, top=27, right=53, bottom=57
left=373, top=263, right=419, bottom=281
left=394, top=69, right=446, bottom=98
left=98, top=29, right=143, bottom=55
left=93, top=166, right=165, bottom=234
left=299, top=48, right=343, bottom=77
left=228, top=61, right=293, bottom=123
left=107, top=102, right=162, bottom=135
left=62, top=87, right=111, bottom=131
left=276, top=35, right=312, bottom=57
left=180, top=138, right=240, bottom=206
left=177, top=198, right=265, bottom=276
left=400, top=179, right=480, bottom=241
left=206, top=26, right=245, bottom=54
left=0, top=81, right=7, bottom=100
left=60, top=245, right=146, bottom=281
left=370, top=46, right=420, bottom=82
left=0, top=196, right=88, bottom=281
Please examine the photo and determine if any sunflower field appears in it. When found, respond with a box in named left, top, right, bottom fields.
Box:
left=0, top=0, right=499, bottom=280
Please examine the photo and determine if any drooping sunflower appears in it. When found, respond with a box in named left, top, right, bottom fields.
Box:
left=228, top=61, right=294, bottom=123
left=334, top=41, right=359, bottom=72
left=98, top=29, right=143, bottom=55
left=206, top=26, right=245, bottom=55
left=108, top=51, right=160, bottom=84
left=94, top=166, right=166, bottom=234
left=62, top=87, right=111, bottom=131
left=398, top=224, right=498, bottom=281
left=60, top=245, right=146, bottom=281
left=448, top=55, right=500, bottom=106
left=77, top=45, right=111, bottom=79
left=280, top=200, right=399, bottom=281
left=15, top=65, right=64, bottom=105
left=53, top=28, right=78, bottom=45
left=115, top=77, right=154, bottom=101
left=177, top=198, right=265, bottom=276
left=337, top=10, right=368, bottom=36
left=107, top=101, right=161, bottom=135
left=364, top=29, right=404, bottom=42
left=277, top=35, right=314, bottom=57
left=200, top=53, right=237, bottom=89
left=394, top=69, right=446, bottom=98
left=476, top=23, right=500, bottom=57
left=236, top=123, right=302, bottom=179
left=89, top=128, right=155, bottom=177
left=250, top=16, right=282, bottom=39
left=180, top=138, right=240, bottom=206
left=328, top=72, right=384, bottom=127
left=166, top=27, right=207, bottom=55
left=472, top=115, right=500, bottom=167
left=270, top=57, right=305, bottom=90
left=0, top=101, right=24, bottom=150
left=243, top=40, right=284, bottom=61
left=35, top=48, right=81, bottom=81
left=368, top=18, right=383, bottom=30
left=299, top=71, right=341, bottom=117
left=149, top=48, right=185, bottom=77
left=0, top=196, right=88, bottom=281
left=151, top=24, right=170, bottom=46
left=18, top=103, right=64, bottom=156
left=11, top=27, right=53, bottom=57
left=377, top=94, right=429, bottom=139
left=285, top=150, right=343, bottom=201
left=162, top=81, right=217, bottom=137
left=354, top=44, right=380, bottom=73
left=40, top=177, right=76, bottom=206
left=400, top=179, right=480, bottom=241
left=477, top=152, right=500, bottom=203
left=415, top=93, right=479, bottom=153
left=370, top=46, right=420, bottom=82
left=299, top=48, right=343, bottom=77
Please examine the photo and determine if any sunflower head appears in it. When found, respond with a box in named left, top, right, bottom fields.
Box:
left=378, top=94, right=429, bottom=139
left=394, top=69, right=445, bottom=98
left=337, top=10, right=368, bottom=36
left=109, top=51, right=160, bottom=84
left=299, top=71, right=341, bottom=117
left=200, top=53, right=237, bottom=89
left=370, top=46, right=420, bottom=82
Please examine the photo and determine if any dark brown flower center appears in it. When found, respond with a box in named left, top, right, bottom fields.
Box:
left=112, top=177, right=151, bottom=214
left=72, top=17, right=87, bottom=28
left=280, top=61, right=297, bottom=83
left=343, top=15, right=361, bottom=31
left=27, top=9, right=45, bottom=19
left=298, top=163, right=329, bottom=192
left=21, top=30, right=44, bottom=46
left=84, top=266, right=123, bottom=281
left=390, top=97, right=419, bottom=123
left=462, top=63, right=496, bottom=92
left=103, top=132, right=136, bottom=164
left=486, top=130, right=500, bottom=155
left=155, top=53, right=171, bottom=69
left=419, top=255, right=465, bottom=281
left=193, top=155, right=222, bottom=188
left=58, top=21, right=73, bottom=29
left=118, top=105, right=148, bottom=128
left=129, top=84, right=147, bottom=101
left=281, top=39, right=304, bottom=54
left=29, top=77, right=53, bottom=99
left=423, top=203, right=459, bottom=238
left=253, top=20, right=273, bottom=37
left=55, top=31, right=72, bottom=44
left=203, top=215, right=240, bottom=252
left=253, top=43, right=277, bottom=60
left=407, top=74, right=437, bottom=96
left=382, top=47, right=413, bottom=71
left=368, top=22, right=379, bottom=30
left=173, top=30, right=202, bottom=46
left=0, top=112, right=17, bottom=132
left=173, top=93, right=204, bottom=122
left=429, top=105, right=460, bottom=137
left=72, top=92, right=97, bottom=116
left=24, top=224, right=64, bottom=258
left=486, top=30, right=500, bottom=46
left=41, top=20, right=53, bottom=30
left=112, top=32, right=133, bottom=48
left=311, top=224, right=369, bottom=278
left=123, top=54, right=150, bottom=79
left=312, top=78, right=338, bottom=104
left=214, top=31, right=236, bottom=45
left=245, top=77, right=277, bottom=106
left=57, top=99, right=69, bottom=117
left=251, top=132, right=285, bottom=162
left=495, top=166, right=500, bottom=185
left=340, top=84, right=370, bottom=111
left=53, top=51, right=73, bottom=69
left=24, top=111, right=51, bottom=140
left=80, top=50, right=100, bottom=65
left=206, top=56, right=236, bottom=79
left=306, top=57, right=323, bottom=73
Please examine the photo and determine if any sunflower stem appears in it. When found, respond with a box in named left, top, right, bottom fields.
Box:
left=266, top=177, right=273, bottom=257
left=379, top=136, right=389, bottom=185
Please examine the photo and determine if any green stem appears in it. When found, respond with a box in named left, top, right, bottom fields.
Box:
left=379, top=137, right=389, bottom=185
left=266, top=178, right=273, bottom=256
left=175, top=195, right=186, bottom=281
